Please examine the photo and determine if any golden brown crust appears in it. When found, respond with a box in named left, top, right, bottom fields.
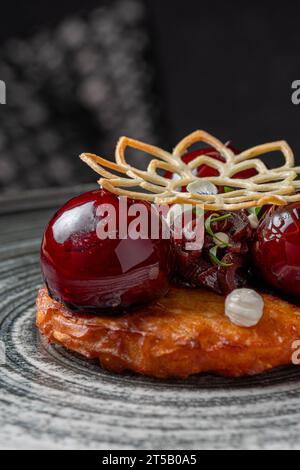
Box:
left=36, top=287, right=300, bottom=379
left=80, top=130, right=300, bottom=211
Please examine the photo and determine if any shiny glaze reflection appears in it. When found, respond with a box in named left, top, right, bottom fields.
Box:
left=41, top=189, right=171, bottom=314
left=252, top=202, right=300, bottom=299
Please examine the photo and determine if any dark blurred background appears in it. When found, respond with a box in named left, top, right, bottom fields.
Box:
left=0, top=0, right=299, bottom=194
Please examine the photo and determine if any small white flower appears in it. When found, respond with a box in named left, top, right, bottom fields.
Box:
left=225, top=288, right=264, bottom=328
left=187, top=180, right=218, bottom=196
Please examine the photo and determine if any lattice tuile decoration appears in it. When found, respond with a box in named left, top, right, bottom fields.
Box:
left=80, top=130, right=300, bottom=211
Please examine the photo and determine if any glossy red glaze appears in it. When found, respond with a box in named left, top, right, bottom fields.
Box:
left=252, top=203, right=300, bottom=299
left=41, top=189, right=171, bottom=314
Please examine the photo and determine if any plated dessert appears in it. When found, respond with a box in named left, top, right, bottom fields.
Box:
left=37, top=131, right=300, bottom=378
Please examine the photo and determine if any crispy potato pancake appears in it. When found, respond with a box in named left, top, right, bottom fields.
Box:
left=36, top=287, right=300, bottom=379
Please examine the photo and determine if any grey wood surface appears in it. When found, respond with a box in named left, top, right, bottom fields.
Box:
left=0, top=188, right=300, bottom=450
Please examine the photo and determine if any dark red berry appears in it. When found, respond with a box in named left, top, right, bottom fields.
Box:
left=252, top=202, right=300, bottom=299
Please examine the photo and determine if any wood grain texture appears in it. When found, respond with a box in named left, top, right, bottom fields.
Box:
left=1, top=188, right=300, bottom=449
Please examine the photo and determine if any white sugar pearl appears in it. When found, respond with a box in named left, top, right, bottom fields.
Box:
left=187, top=180, right=218, bottom=196
left=214, top=232, right=229, bottom=247
left=225, top=289, right=264, bottom=328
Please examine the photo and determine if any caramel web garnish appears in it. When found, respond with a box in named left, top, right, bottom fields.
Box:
left=80, top=130, right=300, bottom=211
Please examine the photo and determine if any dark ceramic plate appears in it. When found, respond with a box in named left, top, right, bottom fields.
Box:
left=0, top=187, right=300, bottom=450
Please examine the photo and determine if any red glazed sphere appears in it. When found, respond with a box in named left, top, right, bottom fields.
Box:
left=41, top=189, right=171, bottom=314
left=252, top=202, right=300, bottom=299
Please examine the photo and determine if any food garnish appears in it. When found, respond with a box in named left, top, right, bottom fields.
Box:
left=225, top=288, right=265, bottom=328
left=80, top=130, right=300, bottom=211
left=186, top=180, right=218, bottom=196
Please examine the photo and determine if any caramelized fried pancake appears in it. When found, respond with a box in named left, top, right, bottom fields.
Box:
left=36, top=287, right=300, bottom=379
